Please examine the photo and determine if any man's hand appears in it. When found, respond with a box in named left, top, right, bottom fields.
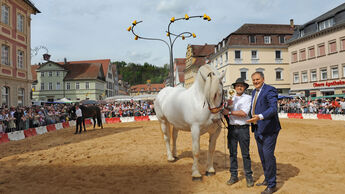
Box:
left=247, top=115, right=260, bottom=123
left=222, top=108, right=230, bottom=115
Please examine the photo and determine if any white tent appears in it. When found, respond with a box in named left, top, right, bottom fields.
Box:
left=56, top=98, right=73, bottom=103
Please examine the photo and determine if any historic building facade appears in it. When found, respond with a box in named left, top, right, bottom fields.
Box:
left=0, top=0, right=39, bottom=107
left=32, top=60, right=106, bottom=102
left=209, top=23, right=295, bottom=94
left=184, top=44, right=215, bottom=88
left=173, top=58, right=186, bottom=86
left=288, top=3, right=345, bottom=97
left=129, top=83, right=165, bottom=96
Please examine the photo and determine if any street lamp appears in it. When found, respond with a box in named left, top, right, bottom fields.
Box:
left=128, top=14, right=211, bottom=86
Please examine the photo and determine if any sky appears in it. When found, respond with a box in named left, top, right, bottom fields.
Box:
left=30, top=0, right=345, bottom=67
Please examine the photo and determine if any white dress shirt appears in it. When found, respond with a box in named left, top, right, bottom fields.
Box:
left=76, top=108, right=82, bottom=118
left=229, top=93, right=252, bottom=125
left=251, top=84, right=265, bottom=120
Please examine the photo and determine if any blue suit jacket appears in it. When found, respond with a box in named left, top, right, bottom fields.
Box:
left=251, top=84, right=281, bottom=139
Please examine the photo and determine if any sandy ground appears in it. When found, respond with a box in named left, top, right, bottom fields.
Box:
left=0, top=118, right=344, bottom=194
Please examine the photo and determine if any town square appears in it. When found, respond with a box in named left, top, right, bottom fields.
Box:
left=0, top=0, right=345, bottom=193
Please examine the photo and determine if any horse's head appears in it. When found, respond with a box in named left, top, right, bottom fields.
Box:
left=198, top=64, right=225, bottom=121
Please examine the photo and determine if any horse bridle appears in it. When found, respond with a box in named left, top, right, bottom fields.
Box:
left=203, top=72, right=224, bottom=114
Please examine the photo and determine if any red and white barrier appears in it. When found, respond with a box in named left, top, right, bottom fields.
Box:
left=1, top=114, right=342, bottom=144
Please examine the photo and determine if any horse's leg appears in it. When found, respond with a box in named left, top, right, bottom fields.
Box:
left=206, top=125, right=222, bottom=176
left=160, top=119, right=174, bottom=162
left=93, top=117, right=96, bottom=129
left=191, top=125, right=202, bottom=180
left=172, top=127, right=179, bottom=158
left=82, top=119, right=86, bottom=132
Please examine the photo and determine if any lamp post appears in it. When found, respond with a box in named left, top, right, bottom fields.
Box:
left=128, top=14, right=211, bottom=86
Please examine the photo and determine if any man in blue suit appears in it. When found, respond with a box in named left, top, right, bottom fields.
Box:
left=247, top=72, right=281, bottom=194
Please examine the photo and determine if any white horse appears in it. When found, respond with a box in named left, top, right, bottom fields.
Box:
left=154, top=64, right=225, bottom=180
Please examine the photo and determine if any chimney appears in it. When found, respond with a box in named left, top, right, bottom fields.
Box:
left=290, top=19, right=294, bottom=28
left=64, top=58, right=67, bottom=64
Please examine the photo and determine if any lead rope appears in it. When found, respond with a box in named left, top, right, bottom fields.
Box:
left=219, top=116, right=228, bottom=169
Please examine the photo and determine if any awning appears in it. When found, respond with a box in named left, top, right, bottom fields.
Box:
left=311, top=94, right=345, bottom=100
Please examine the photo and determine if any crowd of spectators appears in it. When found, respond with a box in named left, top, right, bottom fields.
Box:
left=0, top=100, right=155, bottom=134
left=278, top=97, right=345, bottom=114
left=100, top=100, right=155, bottom=118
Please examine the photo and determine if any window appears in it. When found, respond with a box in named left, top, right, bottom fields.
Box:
left=56, top=82, right=61, bottom=90
left=301, top=72, right=308, bottom=83
left=341, top=37, right=345, bottom=51
left=293, top=73, right=299, bottom=83
left=318, top=44, right=325, bottom=56
left=86, top=82, right=89, bottom=89
left=108, top=73, right=112, bottom=79
left=308, top=46, right=315, bottom=59
left=17, top=13, right=24, bottom=32
left=18, top=88, right=24, bottom=106
left=48, top=71, right=52, bottom=77
left=251, top=50, right=258, bottom=59
left=66, top=82, right=71, bottom=90
left=17, top=50, right=24, bottom=69
left=56, top=71, right=59, bottom=76
left=299, top=49, right=306, bottom=61
left=235, top=50, right=241, bottom=59
left=279, top=35, right=285, bottom=44
left=1, top=44, right=10, bottom=65
left=320, top=69, right=327, bottom=80
left=256, top=68, right=265, bottom=73
left=1, top=87, right=9, bottom=106
left=300, top=30, right=304, bottom=37
left=328, top=40, right=337, bottom=54
left=310, top=70, right=317, bottom=81
left=318, top=18, right=334, bottom=31
left=249, top=35, right=256, bottom=43
left=275, top=68, right=283, bottom=80
left=291, top=52, right=298, bottom=63
left=49, top=82, right=53, bottom=90
left=41, top=72, right=44, bottom=77
left=275, top=50, right=282, bottom=59
left=264, top=36, right=271, bottom=44
left=225, top=51, right=228, bottom=62
left=1, top=5, right=9, bottom=25
left=331, top=66, right=339, bottom=79
left=76, top=82, right=80, bottom=90
left=240, top=68, right=248, bottom=80
left=343, top=65, right=345, bottom=78
left=41, top=83, right=44, bottom=90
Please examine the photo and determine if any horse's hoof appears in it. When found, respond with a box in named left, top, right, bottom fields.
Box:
left=205, top=171, right=216, bottom=176
left=192, top=177, right=202, bottom=181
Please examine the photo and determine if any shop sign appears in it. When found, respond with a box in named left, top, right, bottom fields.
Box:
left=313, top=80, right=345, bottom=87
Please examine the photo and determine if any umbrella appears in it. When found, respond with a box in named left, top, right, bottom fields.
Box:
left=80, top=99, right=98, bottom=105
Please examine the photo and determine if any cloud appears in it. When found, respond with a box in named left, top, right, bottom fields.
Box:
left=126, top=51, right=152, bottom=62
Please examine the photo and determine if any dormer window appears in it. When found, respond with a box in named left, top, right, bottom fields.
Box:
left=249, top=35, right=256, bottom=43
left=264, top=36, right=271, bottom=44
left=318, top=18, right=334, bottom=31
left=300, top=30, right=304, bottom=37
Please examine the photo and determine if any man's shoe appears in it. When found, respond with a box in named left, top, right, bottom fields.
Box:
left=226, top=176, right=239, bottom=185
left=246, top=177, right=254, bottom=187
left=261, top=186, right=277, bottom=194
left=256, top=180, right=268, bottom=186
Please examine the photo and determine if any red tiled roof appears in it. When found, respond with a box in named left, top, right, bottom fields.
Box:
left=191, top=44, right=215, bottom=57
left=59, top=59, right=111, bottom=74
left=232, top=24, right=294, bottom=35
left=63, top=63, right=104, bottom=81
left=130, top=83, right=165, bottom=92
left=192, top=57, right=206, bottom=67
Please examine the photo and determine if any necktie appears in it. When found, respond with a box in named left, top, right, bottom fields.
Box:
left=252, top=89, right=259, bottom=116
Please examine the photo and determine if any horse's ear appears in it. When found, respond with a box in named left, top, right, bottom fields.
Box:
left=220, top=70, right=226, bottom=80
